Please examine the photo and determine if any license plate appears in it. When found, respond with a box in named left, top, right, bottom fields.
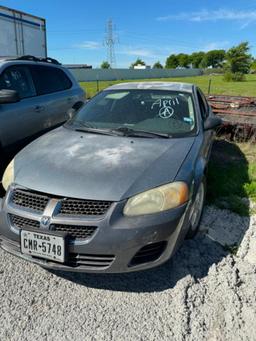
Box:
left=21, top=230, right=65, bottom=263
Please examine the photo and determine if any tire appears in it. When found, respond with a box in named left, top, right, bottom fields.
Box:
left=186, top=178, right=206, bottom=239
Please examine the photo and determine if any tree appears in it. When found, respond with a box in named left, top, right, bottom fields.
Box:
left=225, top=42, right=252, bottom=74
left=165, top=54, right=179, bottom=69
left=176, top=53, right=191, bottom=68
left=166, top=53, right=191, bottom=68
left=202, top=50, right=226, bottom=68
left=130, top=58, right=146, bottom=68
left=153, top=61, right=163, bottom=69
left=190, top=52, right=205, bottom=68
left=101, top=61, right=110, bottom=69
left=250, top=59, right=256, bottom=73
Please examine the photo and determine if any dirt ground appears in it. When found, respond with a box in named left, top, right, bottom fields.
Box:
left=0, top=205, right=255, bottom=341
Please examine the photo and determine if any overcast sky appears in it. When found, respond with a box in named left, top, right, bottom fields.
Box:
left=1, top=0, right=256, bottom=67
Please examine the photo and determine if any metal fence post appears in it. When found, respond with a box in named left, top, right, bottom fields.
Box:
left=208, top=79, right=212, bottom=95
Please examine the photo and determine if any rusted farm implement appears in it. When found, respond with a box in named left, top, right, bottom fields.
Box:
left=207, top=95, right=256, bottom=142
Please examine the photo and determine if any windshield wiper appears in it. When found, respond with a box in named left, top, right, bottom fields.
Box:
left=74, top=127, right=119, bottom=136
left=66, top=120, right=118, bottom=136
left=68, top=120, right=96, bottom=129
left=67, top=122, right=171, bottom=138
left=111, top=127, right=171, bottom=138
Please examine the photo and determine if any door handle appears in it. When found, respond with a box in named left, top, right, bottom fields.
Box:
left=34, top=105, right=45, bottom=112
left=67, top=97, right=72, bottom=102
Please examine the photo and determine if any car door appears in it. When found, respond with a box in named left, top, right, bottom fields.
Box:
left=29, top=65, right=75, bottom=128
left=197, top=88, right=214, bottom=162
left=0, top=64, right=50, bottom=151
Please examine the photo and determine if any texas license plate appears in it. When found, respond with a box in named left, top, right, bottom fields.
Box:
left=21, top=230, right=65, bottom=263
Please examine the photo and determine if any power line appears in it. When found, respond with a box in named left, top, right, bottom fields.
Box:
left=104, top=19, right=117, bottom=68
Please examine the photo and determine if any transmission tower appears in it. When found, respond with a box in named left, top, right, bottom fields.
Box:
left=105, top=19, right=117, bottom=68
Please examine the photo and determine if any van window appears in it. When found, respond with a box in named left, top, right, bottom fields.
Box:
left=30, top=65, right=72, bottom=96
left=0, top=65, right=36, bottom=99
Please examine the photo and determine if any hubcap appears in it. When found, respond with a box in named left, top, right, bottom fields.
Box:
left=189, top=182, right=205, bottom=231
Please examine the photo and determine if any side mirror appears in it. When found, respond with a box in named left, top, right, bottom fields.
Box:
left=0, top=89, right=20, bottom=104
left=204, top=116, right=222, bottom=130
left=67, top=101, right=84, bottom=119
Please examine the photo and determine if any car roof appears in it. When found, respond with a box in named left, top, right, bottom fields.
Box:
left=105, top=81, right=194, bottom=93
left=0, top=58, right=63, bottom=69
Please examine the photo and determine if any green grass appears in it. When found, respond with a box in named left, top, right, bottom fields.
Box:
left=80, top=74, right=256, bottom=98
left=207, top=140, right=256, bottom=216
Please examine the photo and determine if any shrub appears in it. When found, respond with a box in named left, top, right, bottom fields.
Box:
left=232, top=72, right=246, bottom=81
left=223, top=71, right=246, bottom=82
left=226, top=42, right=251, bottom=74
left=223, top=71, right=233, bottom=82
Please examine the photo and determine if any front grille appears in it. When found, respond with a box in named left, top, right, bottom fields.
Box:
left=52, top=224, right=97, bottom=240
left=10, top=214, right=40, bottom=230
left=9, top=214, right=97, bottom=240
left=69, top=253, right=115, bottom=268
left=129, top=241, right=167, bottom=266
left=10, top=189, right=112, bottom=216
left=11, top=190, right=49, bottom=213
left=60, top=198, right=112, bottom=216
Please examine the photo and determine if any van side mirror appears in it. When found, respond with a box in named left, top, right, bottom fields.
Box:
left=0, top=89, right=20, bottom=104
left=204, top=116, right=222, bottom=130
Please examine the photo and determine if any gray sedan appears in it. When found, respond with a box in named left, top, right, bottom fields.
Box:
left=0, top=82, right=221, bottom=273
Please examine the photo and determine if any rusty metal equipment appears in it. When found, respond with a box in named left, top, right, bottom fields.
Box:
left=207, top=95, right=256, bottom=142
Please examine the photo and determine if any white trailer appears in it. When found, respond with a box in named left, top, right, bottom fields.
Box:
left=0, top=5, right=47, bottom=58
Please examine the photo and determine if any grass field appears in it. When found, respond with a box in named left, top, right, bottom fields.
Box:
left=207, top=140, right=256, bottom=216
left=80, top=74, right=256, bottom=98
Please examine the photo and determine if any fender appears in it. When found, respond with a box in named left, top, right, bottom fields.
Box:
left=194, top=156, right=207, bottom=191
left=174, top=135, right=207, bottom=201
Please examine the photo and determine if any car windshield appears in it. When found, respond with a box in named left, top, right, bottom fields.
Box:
left=67, top=89, right=197, bottom=137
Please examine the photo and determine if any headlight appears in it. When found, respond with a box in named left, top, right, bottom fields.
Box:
left=123, top=181, right=189, bottom=216
left=2, top=159, right=14, bottom=191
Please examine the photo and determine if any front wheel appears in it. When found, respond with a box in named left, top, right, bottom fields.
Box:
left=186, top=179, right=206, bottom=239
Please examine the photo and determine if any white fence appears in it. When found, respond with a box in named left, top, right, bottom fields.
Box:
left=68, top=68, right=203, bottom=82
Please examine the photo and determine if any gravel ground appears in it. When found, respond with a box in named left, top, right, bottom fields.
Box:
left=0, top=205, right=256, bottom=341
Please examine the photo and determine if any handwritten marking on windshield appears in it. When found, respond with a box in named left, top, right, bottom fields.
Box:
left=151, top=97, right=180, bottom=110
left=150, top=97, right=180, bottom=119
left=159, top=106, right=174, bottom=119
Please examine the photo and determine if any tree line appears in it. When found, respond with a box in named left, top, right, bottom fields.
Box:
left=165, top=50, right=225, bottom=69
left=100, top=42, right=253, bottom=81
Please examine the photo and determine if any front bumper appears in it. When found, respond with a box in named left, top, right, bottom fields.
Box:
left=0, top=186, right=191, bottom=273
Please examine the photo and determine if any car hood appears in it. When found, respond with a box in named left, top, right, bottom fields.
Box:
left=14, top=127, right=195, bottom=201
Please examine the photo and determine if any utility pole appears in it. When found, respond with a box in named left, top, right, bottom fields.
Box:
left=105, top=19, right=116, bottom=68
